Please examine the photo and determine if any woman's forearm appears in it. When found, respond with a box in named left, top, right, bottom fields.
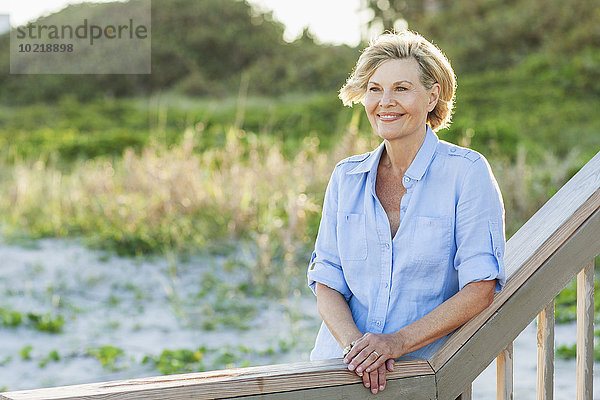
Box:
left=393, top=280, right=495, bottom=355
left=315, top=282, right=363, bottom=349
left=344, top=279, right=496, bottom=377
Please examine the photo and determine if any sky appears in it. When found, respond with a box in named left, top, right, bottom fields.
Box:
left=0, top=0, right=366, bottom=46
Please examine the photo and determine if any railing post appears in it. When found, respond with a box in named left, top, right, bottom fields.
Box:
left=537, top=299, right=554, bottom=400
left=576, top=260, right=594, bottom=400
left=496, top=342, right=513, bottom=400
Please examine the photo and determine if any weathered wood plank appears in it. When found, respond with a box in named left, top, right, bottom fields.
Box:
left=576, top=261, right=594, bottom=400
left=435, top=207, right=600, bottom=400
left=536, top=299, right=554, bottom=400
left=0, top=358, right=433, bottom=400
left=236, top=374, right=436, bottom=400
left=430, top=151, right=600, bottom=371
left=496, top=342, right=513, bottom=400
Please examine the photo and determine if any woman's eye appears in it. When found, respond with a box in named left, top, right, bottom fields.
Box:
left=395, top=86, right=407, bottom=91
left=368, top=86, right=380, bottom=92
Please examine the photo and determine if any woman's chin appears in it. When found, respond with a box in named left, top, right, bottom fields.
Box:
left=376, top=130, right=407, bottom=142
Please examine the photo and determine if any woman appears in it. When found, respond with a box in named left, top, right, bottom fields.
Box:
left=307, top=31, right=506, bottom=394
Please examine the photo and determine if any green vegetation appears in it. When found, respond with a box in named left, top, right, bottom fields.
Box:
left=143, top=348, right=206, bottom=375
left=19, top=345, right=33, bottom=361
left=195, top=271, right=259, bottom=329
left=0, top=0, right=358, bottom=104
left=556, top=343, right=600, bottom=362
left=553, top=275, right=600, bottom=361
left=0, top=308, right=23, bottom=327
left=0, top=89, right=596, bottom=290
left=555, top=278, right=600, bottom=324
left=38, top=350, right=60, bottom=368
left=556, top=328, right=600, bottom=362
left=86, top=346, right=125, bottom=371
left=27, top=313, right=65, bottom=333
left=0, top=308, right=65, bottom=333
left=142, top=343, right=291, bottom=375
left=3, top=340, right=293, bottom=377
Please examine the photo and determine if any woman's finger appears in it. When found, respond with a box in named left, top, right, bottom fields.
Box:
left=362, top=367, right=370, bottom=388
left=351, top=346, right=378, bottom=373
left=378, top=364, right=387, bottom=391
left=347, top=341, right=373, bottom=372
left=360, top=351, right=387, bottom=374
left=386, top=358, right=395, bottom=372
left=368, top=368, right=379, bottom=394
left=344, top=336, right=369, bottom=363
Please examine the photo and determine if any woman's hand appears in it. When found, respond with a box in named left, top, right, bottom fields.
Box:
left=359, top=358, right=395, bottom=394
left=344, top=332, right=406, bottom=393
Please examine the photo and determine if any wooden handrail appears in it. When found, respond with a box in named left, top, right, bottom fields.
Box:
left=430, top=150, right=600, bottom=372
left=2, top=151, right=600, bottom=400
left=0, top=359, right=434, bottom=400
left=431, top=148, right=600, bottom=399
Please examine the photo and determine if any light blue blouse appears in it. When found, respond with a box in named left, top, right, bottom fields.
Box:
left=308, top=126, right=506, bottom=361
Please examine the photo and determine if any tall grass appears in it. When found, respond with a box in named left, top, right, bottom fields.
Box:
left=0, top=95, right=591, bottom=295
left=0, top=114, right=380, bottom=294
left=490, top=146, right=582, bottom=236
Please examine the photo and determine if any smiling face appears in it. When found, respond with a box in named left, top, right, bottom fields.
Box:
left=364, top=58, right=440, bottom=145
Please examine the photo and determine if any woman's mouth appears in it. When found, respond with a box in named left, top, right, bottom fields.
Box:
left=378, top=113, right=404, bottom=121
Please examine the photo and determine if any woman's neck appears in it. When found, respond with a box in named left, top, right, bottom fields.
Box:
left=381, top=129, right=427, bottom=176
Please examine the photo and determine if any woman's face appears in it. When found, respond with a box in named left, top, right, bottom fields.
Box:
left=364, top=58, right=439, bottom=144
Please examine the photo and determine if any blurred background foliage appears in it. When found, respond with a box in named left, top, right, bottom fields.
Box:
left=1, top=0, right=599, bottom=100
left=0, top=0, right=360, bottom=101
left=0, top=0, right=599, bottom=292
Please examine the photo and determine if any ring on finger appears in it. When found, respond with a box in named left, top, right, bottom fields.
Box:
left=372, top=350, right=380, bottom=358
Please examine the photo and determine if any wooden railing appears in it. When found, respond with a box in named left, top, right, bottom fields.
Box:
left=2, top=150, right=599, bottom=399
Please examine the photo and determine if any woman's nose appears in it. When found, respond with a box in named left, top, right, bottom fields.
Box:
left=379, top=90, right=396, bottom=106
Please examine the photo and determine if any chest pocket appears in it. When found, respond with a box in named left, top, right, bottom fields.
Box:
left=410, top=215, right=452, bottom=266
left=337, top=212, right=367, bottom=261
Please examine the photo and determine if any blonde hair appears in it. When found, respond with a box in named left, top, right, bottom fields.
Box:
left=339, top=31, right=456, bottom=132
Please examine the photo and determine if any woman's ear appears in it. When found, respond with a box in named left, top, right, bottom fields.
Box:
left=428, top=83, right=441, bottom=112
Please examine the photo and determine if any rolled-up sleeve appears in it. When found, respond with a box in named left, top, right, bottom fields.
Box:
left=307, top=168, right=352, bottom=300
left=454, top=156, right=506, bottom=292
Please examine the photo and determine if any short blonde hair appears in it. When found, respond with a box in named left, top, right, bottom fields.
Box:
left=339, top=31, right=456, bottom=132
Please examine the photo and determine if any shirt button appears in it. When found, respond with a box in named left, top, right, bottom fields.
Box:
left=376, top=321, right=381, bottom=327
left=384, top=282, right=389, bottom=288
left=496, top=249, right=502, bottom=257
left=384, top=243, right=390, bottom=249
left=450, top=148, right=456, bottom=153
left=403, top=177, right=410, bottom=183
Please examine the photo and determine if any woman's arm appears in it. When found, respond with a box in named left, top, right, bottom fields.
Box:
left=315, top=282, right=363, bottom=348
left=315, top=282, right=395, bottom=394
left=344, top=279, right=495, bottom=375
